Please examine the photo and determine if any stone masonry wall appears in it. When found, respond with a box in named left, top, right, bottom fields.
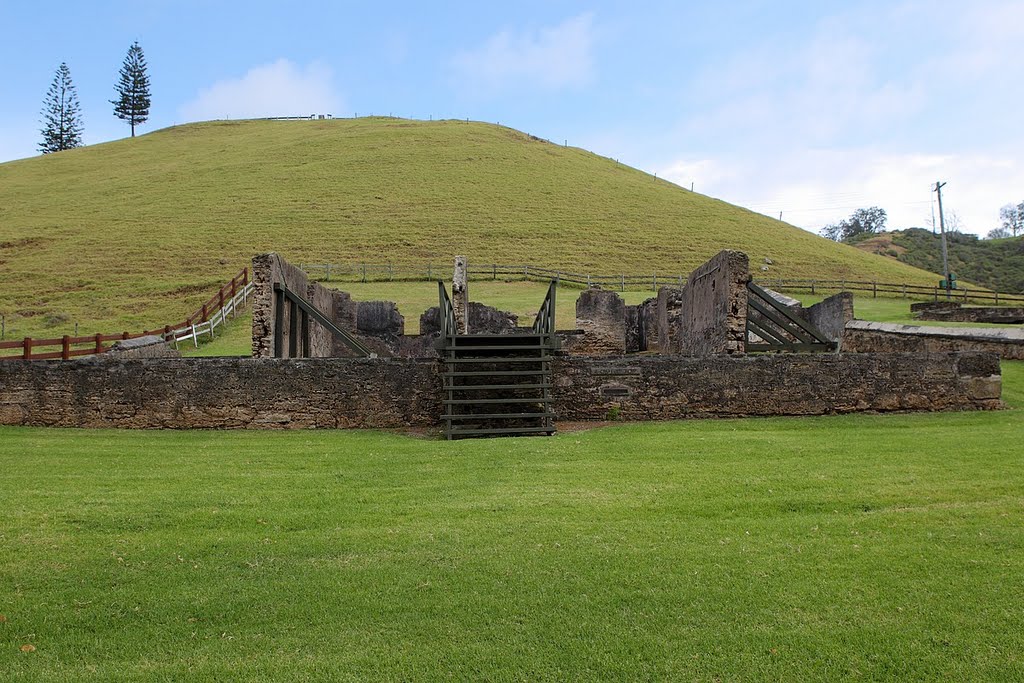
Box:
left=0, top=352, right=1000, bottom=430
left=566, top=288, right=626, bottom=356
left=677, top=250, right=749, bottom=356
left=803, top=292, right=854, bottom=347
left=843, top=321, right=1024, bottom=360
left=551, top=352, right=1001, bottom=420
left=656, top=286, right=684, bottom=354
left=0, top=357, right=441, bottom=429
left=250, top=250, right=325, bottom=358
left=912, top=302, right=1024, bottom=325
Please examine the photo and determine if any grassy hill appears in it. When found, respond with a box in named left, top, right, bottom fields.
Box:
left=0, top=117, right=942, bottom=339
left=855, top=228, right=1024, bottom=294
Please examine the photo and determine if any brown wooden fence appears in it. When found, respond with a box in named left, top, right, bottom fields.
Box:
left=1, top=268, right=249, bottom=361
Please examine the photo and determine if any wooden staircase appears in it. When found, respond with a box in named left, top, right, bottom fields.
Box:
left=437, top=281, right=558, bottom=440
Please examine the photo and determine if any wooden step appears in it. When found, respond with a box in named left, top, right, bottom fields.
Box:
left=444, top=369, right=550, bottom=377
left=445, top=383, right=551, bottom=391
left=448, top=426, right=556, bottom=437
left=442, top=356, right=554, bottom=364
left=443, top=412, right=556, bottom=421
left=444, top=397, right=552, bottom=405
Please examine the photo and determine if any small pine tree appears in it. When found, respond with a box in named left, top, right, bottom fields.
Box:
left=111, top=41, right=151, bottom=137
left=39, top=63, right=84, bottom=154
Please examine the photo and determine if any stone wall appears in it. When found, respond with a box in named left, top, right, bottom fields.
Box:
left=677, top=250, right=749, bottom=356
left=0, top=351, right=1000, bottom=430
left=252, top=253, right=320, bottom=358
left=566, top=287, right=626, bottom=356
left=803, top=292, right=855, bottom=347
left=551, top=352, right=1001, bottom=420
left=843, top=321, right=1024, bottom=360
left=656, top=286, right=684, bottom=353
left=0, top=357, right=440, bottom=429
left=912, top=301, right=1024, bottom=324
left=105, top=336, right=181, bottom=359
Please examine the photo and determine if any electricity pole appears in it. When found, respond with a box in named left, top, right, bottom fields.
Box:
left=934, top=181, right=950, bottom=300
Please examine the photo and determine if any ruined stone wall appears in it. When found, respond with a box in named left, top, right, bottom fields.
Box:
left=677, top=251, right=749, bottom=356
left=249, top=250, right=329, bottom=358
left=0, top=357, right=441, bottom=429
left=803, top=292, right=854, bottom=347
left=550, top=352, right=1001, bottom=420
left=0, top=352, right=1000, bottom=430
left=656, top=286, right=684, bottom=353
left=567, top=288, right=626, bottom=356
left=105, top=336, right=181, bottom=359
left=843, top=321, right=1024, bottom=360
left=912, top=301, right=1024, bottom=324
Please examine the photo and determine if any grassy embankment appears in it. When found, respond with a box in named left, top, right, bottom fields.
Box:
left=2, top=363, right=1022, bottom=680
left=0, top=117, right=943, bottom=340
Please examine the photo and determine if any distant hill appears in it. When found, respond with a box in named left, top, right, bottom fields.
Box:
left=0, top=117, right=942, bottom=337
left=854, top=228, right=1024, bottom=293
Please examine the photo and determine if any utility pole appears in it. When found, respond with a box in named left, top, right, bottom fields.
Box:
left=934, top=181, right=950, bottom=299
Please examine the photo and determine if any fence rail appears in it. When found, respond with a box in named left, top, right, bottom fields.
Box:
left=295, top=261, right=1024, bottom=305
left=1, top=268, right=251, bottom=361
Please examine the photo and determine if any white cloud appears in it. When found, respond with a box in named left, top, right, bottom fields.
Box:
left=661, top=148, right=1024, bottom=236
left=451, top=13, right=597, bottom=94
left=179, top=60, right=343, bottom=122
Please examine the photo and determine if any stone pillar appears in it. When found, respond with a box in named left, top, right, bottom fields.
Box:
left=453, top=255, right=469, bottom=334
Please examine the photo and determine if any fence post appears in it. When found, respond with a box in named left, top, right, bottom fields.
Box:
left=164, top=325, right=171, bottom=341
left=361, top=264, right=366, bottom=282
left=62, top=335, right=70, bottom=361
left=23, top=337, right=32, bottom=360
left=191, top=324, right=199, bottom=348
left=1, top=315, right=4, bottom=339
left=94, top=333, right=102, bottom=354
left=653, top=274, right=657, bottom=291
left=492, top=264, right=496, bottom=280
left=219, top=287, right=225, bottom=310
left=620, top=274, right=625, bottom=291
left=427, top=262, right=432, bottom=280
left=201, top=304, right=208, bottom=322
left=995, top=290, right=999, bottom=305
left=872, top=281, right=877, bottom=298
left=325, top=263, right=331, bottom=281
left=243, top=267, right=249, bottom=285
left=388, top=262, right=393, bottom=281
left=811, top=280, right=816, bottom=295
left=901, top=284, right=906, bottom=299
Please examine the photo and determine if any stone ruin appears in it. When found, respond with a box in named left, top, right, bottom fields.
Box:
left=252, top=249, right=858, bottom=361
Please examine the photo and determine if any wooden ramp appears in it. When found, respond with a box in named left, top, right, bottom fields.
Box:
left=438, top=281, right=558, bottom=440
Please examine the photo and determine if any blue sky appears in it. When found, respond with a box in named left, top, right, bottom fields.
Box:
left=2, top=0, right=1022, bottom=235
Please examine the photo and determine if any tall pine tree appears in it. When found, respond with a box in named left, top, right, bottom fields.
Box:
left=39, top=63, right=84, bottom=154
left=111, top=41, right=151, bottom=137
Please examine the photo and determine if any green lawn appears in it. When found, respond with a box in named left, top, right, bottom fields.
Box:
left=2, top=363, right=1022, bottom=681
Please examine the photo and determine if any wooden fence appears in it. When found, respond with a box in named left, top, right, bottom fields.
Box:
left=1, top=268, right=250, bottom=361
left=295, top=262, right=1024, bottom=305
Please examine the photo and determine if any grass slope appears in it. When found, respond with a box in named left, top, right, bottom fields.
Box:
left=1, top=363, right=1022, bottom=681
left=0, top=117, right=941, bottom=339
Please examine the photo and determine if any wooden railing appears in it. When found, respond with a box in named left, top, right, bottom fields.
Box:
left=1, top=268, right=250, bottom=361
left=531, top=280, right=558, bottom=346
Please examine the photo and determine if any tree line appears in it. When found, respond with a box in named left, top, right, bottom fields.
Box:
left=822, top=203, right=1023, bottom=243
left=39, top=41, right=151, bottom=154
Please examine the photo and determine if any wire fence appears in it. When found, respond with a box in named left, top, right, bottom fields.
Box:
left=295, top=261, right=1024, bottom=306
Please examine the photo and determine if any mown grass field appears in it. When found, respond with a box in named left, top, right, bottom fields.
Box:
left=2, top=363, right=1022, bottom=681
left=0, top=117, right=943, bottom=340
